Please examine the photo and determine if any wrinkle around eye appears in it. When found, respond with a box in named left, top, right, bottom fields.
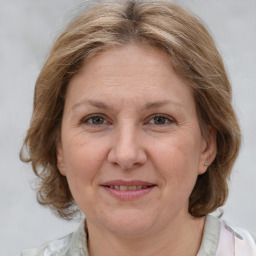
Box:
left=75, top=114, right=114, bottom=134
left=83, top=116, right=107, bottom=125
left=146, top=114, right=175, bottom=126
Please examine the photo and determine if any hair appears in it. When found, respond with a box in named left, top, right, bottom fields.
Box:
left=21, top=0, right=241, bottom=219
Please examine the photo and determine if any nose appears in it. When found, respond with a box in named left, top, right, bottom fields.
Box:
left=107, top=124, right=147, bottom=170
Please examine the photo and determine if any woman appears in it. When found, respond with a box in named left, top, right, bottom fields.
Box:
left=19, top=0, right=256, bottom=255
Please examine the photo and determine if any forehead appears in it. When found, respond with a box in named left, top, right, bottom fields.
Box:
left=69, top=44, right=189, bottom=89
left=82, top=44, right=171, bottom=75
left=66, top=44, right=195, bottom=111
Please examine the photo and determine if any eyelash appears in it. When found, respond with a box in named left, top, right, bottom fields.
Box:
left=81, top=114, right=174, bottom=127
left=81, top=114, right=109, bottom=126
left=147, top=114, right=174, bottom=126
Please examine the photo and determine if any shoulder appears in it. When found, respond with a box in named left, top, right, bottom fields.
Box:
left=18, top=233, right=74, bottom=256
left=226, top=224, right=256, bottom=253
left=217, top=217, right=256, bottom=255
left=198, top=215, right=256, bottom=256
left=18, top=221, right=89, bottom=256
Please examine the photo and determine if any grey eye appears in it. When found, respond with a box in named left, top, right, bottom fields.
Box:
left=148, top=115, right=172, bottom=125
left=89, top=116, right=105, bottom=125
left=153, top=116, right=168, bottom=125
left=83, top=115, right=107, bottom=125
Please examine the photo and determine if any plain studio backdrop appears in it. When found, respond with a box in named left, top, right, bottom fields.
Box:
left=1, top=0, right=255, bottom=255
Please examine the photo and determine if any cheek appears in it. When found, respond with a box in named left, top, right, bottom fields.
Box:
left=62, top=135, right=107, bottom=186
left=61, top=138, right=107, bottom=211
left=151, top=136, right=201, bottom=190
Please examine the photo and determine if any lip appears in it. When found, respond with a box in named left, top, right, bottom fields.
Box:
left=101, top=180, right=155, bottom=186
left=100, top=180, right=156, bottom=200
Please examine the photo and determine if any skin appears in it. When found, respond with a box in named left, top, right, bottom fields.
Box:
left=57, top=44, right=217, bottom=256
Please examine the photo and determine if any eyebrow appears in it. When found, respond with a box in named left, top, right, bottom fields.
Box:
left=142, top=100, right=183, bottom=110
left=72, top=99, right=184, bottom=111
left=72, top=99, right=113, bottom=111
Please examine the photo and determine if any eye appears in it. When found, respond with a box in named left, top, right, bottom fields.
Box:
left=147, top=114, right=174, bottom=125
left=82, top=115, right=108, bottom=126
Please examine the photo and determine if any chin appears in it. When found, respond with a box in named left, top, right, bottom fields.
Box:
left=98, top=209, right=158, bottom=238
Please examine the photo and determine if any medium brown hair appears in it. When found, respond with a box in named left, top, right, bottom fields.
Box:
left=21, top=0, right=241, bottom=219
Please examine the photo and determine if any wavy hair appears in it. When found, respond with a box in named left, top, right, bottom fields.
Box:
left=21, top=0, right=241, bottom=219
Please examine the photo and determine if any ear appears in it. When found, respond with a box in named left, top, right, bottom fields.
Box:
left=198, top=126, right=217, bottom=175
left=56, top=143, right=67, bottom=176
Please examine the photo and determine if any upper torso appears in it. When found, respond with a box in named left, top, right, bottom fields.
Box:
left=18, top=215, right=256, bottom=256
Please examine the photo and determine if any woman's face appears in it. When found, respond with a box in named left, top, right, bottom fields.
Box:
left=57, top=44, right=216, bottom=237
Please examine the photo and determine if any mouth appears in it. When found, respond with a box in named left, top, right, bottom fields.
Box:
left=102, top=185, right=155, bottom=190
left=100, top=180, right=156, bottom=200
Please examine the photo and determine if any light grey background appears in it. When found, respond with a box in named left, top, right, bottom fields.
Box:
left=1, top=0, right=255, bottom=255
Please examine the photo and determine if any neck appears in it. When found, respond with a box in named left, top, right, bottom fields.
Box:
left=87, top=214, right=206, bottom=256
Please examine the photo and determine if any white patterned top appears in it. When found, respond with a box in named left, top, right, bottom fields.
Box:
left=18, top=215, right=256, bottom=256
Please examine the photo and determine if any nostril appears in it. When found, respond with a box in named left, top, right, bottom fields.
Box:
left=107, top=146, right=147, bottom=170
